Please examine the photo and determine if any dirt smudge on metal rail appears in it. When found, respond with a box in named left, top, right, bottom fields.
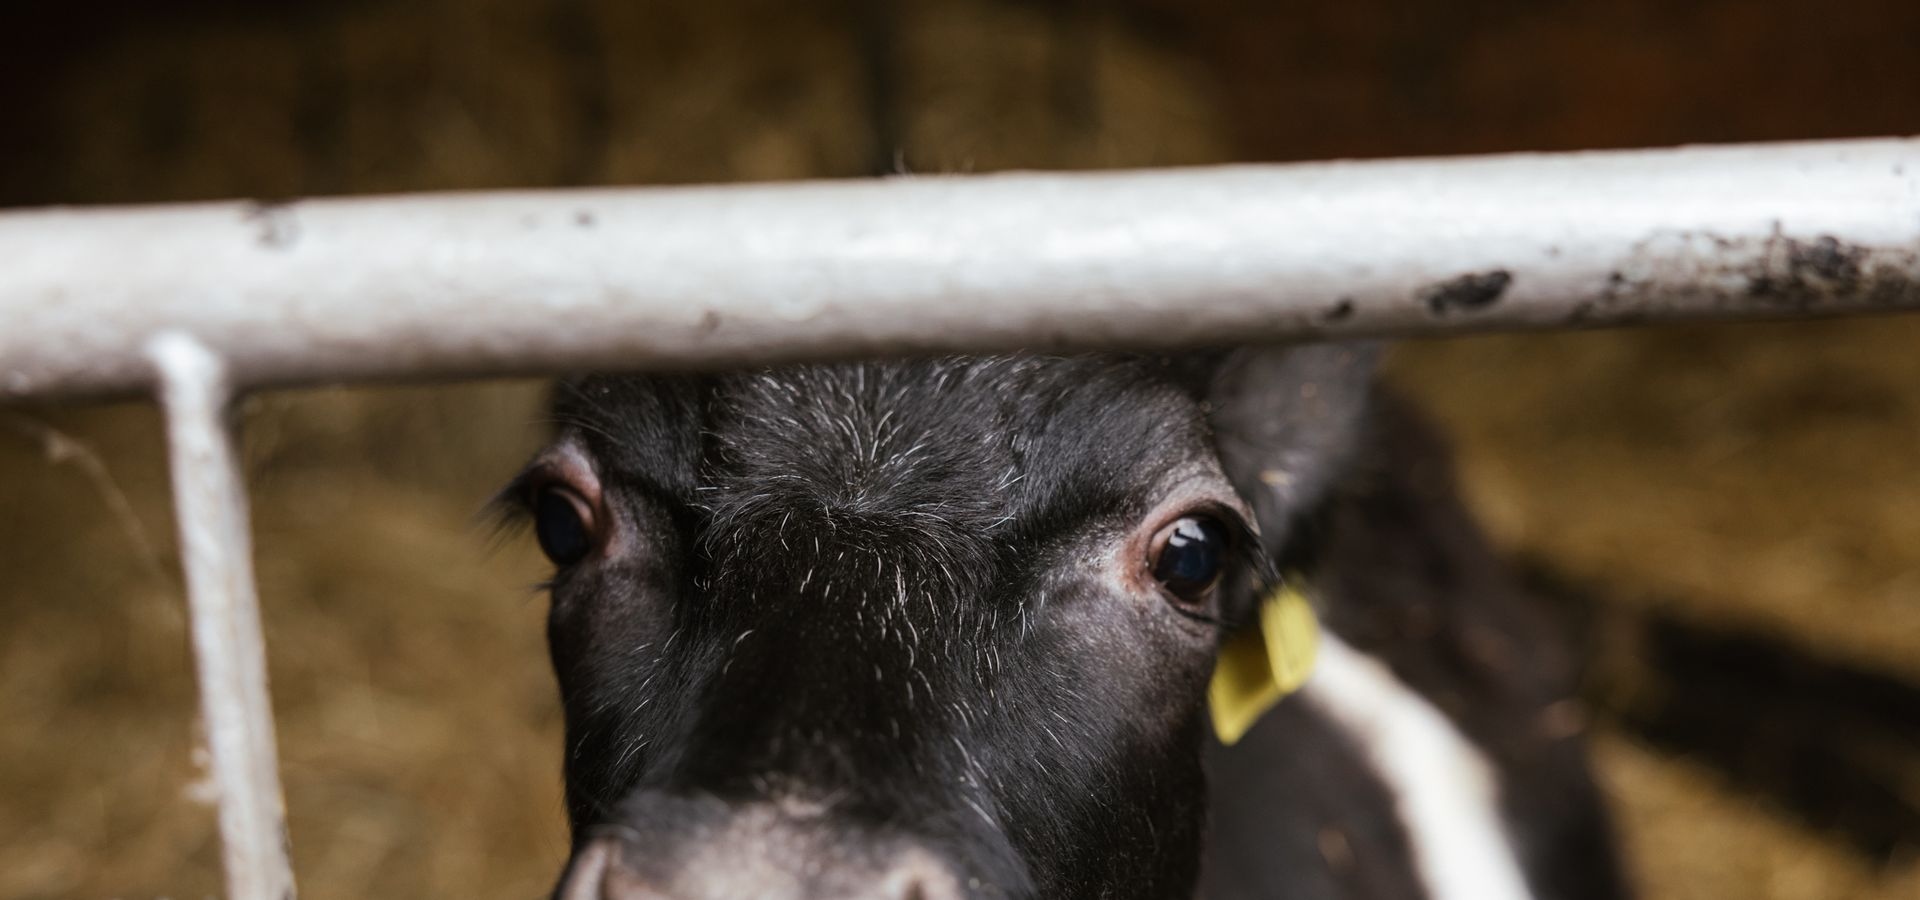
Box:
left=1423, top=269, right=1513, bottom=315
left=241, top=201, right=301, bottom=251
left=1593, top=231, right=1920, bottom=322
left=1747, top=235, right=1865, bottom=304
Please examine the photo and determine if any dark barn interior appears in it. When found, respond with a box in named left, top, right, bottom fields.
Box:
left=1, top=0, right=1918, bottom=897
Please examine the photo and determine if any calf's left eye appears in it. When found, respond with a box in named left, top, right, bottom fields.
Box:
left=1151, top=515, right=1229, bottom=604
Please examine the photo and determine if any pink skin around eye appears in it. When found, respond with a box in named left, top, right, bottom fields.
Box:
left=528, top=438, right=617, bottom=557
left=534, top=439, right=603, bottom=509
left=1118, top=480, right=1256, bottom=598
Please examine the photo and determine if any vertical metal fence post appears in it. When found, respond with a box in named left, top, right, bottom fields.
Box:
left=149, top=333, right=297, bottom=900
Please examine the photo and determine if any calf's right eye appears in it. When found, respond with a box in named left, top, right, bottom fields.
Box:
left=534, top=486, right=595, bottom=566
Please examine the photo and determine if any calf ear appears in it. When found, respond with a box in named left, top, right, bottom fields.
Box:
left=1203, top=342, right=1382, bottom=558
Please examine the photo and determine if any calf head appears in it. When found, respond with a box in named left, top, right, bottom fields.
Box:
left=497, top=347, right=1377, bottom=899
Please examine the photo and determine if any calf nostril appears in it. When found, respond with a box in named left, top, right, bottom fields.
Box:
left=880, top=848, right=967, bottom=900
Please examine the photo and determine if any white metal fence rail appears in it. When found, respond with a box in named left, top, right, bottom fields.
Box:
left=3, top=137, right=1918, bottom=899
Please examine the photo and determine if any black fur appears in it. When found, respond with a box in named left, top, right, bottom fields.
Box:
left=500, top=348, right=1628, bottom=899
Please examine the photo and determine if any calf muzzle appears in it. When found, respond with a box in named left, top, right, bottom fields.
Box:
left=554, top=810, right=969, bottom=900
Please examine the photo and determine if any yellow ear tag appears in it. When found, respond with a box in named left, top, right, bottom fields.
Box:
left=1208, top=581, right=1320, bottom=745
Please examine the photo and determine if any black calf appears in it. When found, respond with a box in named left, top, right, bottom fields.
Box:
left=495, top=346, right=1629, bottom=899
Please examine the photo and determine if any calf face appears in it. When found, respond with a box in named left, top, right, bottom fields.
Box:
left=498, top=348, right=1376, bottom=899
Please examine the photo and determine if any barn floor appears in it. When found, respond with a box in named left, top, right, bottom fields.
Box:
left=2, top=0, right=1918, bottom=897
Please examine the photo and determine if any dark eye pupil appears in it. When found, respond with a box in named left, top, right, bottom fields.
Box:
left=534, top=489, right=591, bottom=566
left=1154, top=516, right=1227, bottom=599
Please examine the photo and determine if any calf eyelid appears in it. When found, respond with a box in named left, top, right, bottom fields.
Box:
left=486, top=440, right=608, bottom=540
left=521, top=439, right=605, bottom=501
left=482, top=469, right=542, bottom=530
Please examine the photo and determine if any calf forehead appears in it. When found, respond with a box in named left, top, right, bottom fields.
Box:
left=548, top=357, right=1219, bottom=788
left=557, top=356, right=1213, bottom=526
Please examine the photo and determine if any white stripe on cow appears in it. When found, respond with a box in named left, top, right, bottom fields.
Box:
left=1302, top=633, right=1535, bottom=900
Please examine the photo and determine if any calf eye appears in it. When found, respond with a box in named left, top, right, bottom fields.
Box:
left=534, top=486, right=594, bottom=566
left=1151, top=515, right=1230, bottom=604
